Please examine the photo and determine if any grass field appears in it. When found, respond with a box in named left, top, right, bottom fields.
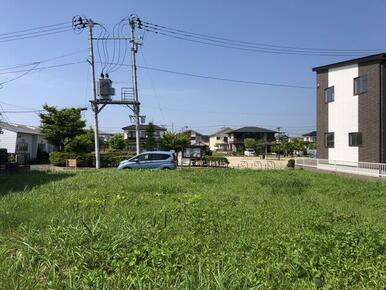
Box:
left=0, top=169, right=385, bottom=289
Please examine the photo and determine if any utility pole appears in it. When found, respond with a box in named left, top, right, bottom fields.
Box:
left=88, top=19, right=101, bottom=168
left=129, top=16, right=140, bottom=155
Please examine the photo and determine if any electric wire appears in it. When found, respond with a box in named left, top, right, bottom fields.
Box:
left=141, top=20, right=385, bottom=54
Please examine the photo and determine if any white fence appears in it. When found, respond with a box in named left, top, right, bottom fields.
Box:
left=295, top=158, right=386, bottom=178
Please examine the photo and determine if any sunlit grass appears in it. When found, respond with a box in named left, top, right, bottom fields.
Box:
left=0, top=169, right=385, bottom=289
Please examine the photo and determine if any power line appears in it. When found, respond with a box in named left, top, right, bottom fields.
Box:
left=0, top=21, right=70, bottom=37
left=0, top=60, right=86, bottom=75
left=140, top=20, right=384, bottom=55
left=0, top=28, right=72, bottom=44
left=137, top=65, right=314, bottom=89
left=0, top=63, right=40, bottom=85
left=0, top=49, right=87, bottom=72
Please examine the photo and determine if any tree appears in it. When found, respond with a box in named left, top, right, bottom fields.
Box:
left=39, top=105, right=86, bottom=151
left=159, top=131, right=190, bottom=154
left=145, top=122, right=156, bottom=150
left=64, top=129, right=95, bottom=153
left=292, top=138, right=306, bottom=156
left=244, top=138, right=256, bottom=149
left=109, top=134, right=125, bottom=150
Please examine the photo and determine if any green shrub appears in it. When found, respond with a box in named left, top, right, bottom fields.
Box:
left=203, top=156, right=229, bottom=167
left=64, top=134, right=94, bottom=153
left=49, top=151, right=134, bottom=167
left=287, top=159, right=295, bottom=168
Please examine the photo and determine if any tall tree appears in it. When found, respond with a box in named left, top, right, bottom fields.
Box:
left=109, top=134, right=125, bottom=150
left=159, top=131, right=190, bottom=154
left=145, top=122, right=156, bottom=150
left=39, top=105, right=85, bottom=151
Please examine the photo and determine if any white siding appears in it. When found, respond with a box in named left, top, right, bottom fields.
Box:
left=328, top=64, right=358, bottom=162
left=0, top=129, right=17, bottom=153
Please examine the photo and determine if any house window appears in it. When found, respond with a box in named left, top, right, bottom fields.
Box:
left=349, top=132, right=362, bottom=146
left=216, top=136, right=221, bottom=140
left=354, top=75, right=368, bottom=95
left=324, top=132, right=334, bottom=148
left=224, top=136, right=228, bottom=142
left=324, top=86, right=335, bottom=103
left=16, top=142, right=28, bottom=152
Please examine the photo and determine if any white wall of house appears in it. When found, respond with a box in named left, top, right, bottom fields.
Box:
left=0, top=129, right=17, bottom=153
left=328, top=64, right=359, bottom=162
left=209, top=135, right=229, bottom=151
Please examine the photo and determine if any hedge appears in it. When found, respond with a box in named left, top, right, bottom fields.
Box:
left=203, top=156, right=229, bottom=167
left=49, top=152, right=135, bottom=167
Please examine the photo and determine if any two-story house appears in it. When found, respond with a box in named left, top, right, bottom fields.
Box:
left=313, top=53, right=386, bottom=163
left=122, top=124, right=167, bottom=151
left=209, top=127, right=232, bottom=151
left=228, top=126, right=277, bottom=152
left=183, top=130, right=209, bottom=146
left=0, top=122, right=54, bottom=162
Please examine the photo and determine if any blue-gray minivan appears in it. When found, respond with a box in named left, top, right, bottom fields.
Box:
left=117, top=151, right=176, bottom=170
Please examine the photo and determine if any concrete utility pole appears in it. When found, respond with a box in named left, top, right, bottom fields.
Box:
left=129, top=16, right=140, bottom=155
left=88, top=19, right=101, bottom=168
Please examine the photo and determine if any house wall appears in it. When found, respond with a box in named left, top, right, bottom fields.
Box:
left=358, top=62, right=381, bottom=162
left=17, top=133, right=36, bottom=159
left=209, top=134, right=229, bottom=151
left=0, top=129, right=17, bottom=153
left=316, top=71, right=329, bottom=159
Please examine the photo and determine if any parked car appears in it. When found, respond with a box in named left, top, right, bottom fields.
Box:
left=117, top=151, right=177, bottom=170
left=244, top=148, right=255, bottom=156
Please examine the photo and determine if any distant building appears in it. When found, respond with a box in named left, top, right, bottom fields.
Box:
left=302, top=131, right=317, bottom=143
left=228, top=126, right=277, bottom=152
left=122, top=124, right=167, bottom=151
left=0, top=122, right=54, bottom=162
left=183, top=130, right=209, bottom=146
left=313, top=53, right=386, bottom=163
left=209, top=127, right=232, bottom=151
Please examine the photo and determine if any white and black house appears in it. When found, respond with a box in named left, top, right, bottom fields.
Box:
left=313, top=53, right=386, bottom=163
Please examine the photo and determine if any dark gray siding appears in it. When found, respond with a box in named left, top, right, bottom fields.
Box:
left=316, top=71, right=328, bottom=159
left=358, top=62, right=381, bottom=162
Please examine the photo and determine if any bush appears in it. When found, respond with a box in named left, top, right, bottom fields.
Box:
left=0, top=148, right=8, bottom=164
left=64, top=134, right=94, bottom=153
left=36, top=148, right=49, bottom=162
left=203, top=156, right=229, bottom=167
left=49, top=151, right=134, bottom=167
left=287, top=159, right=295, bottom=168
left=109, top=134, right=125, bottom=150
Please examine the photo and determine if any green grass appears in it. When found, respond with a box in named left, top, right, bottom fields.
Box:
left=0, top=169, right=385, bottom=289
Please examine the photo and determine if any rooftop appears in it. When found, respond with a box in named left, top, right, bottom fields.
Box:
left=229, top=126, right=277, bottom=134
left=209, top=127, right=233, bottom=136
left=122, top=124, right=167, bottom=131
left=0, top=121, right=42, bottom=135
left=312, top=53, right=386, bottom=72
left=302, top=131, right=316, bottom=137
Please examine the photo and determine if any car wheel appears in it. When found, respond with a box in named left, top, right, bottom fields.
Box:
left=162, top=167, right=170, bottom=170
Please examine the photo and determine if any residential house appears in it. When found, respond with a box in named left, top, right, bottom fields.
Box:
left=228, top=126, right=277, bottom=152
left=0, top=122, right=54, bottom=162
left=183, top=130, right=209, bottom=146
left=313, top=53, right=386, bottom=163
left=122, top=124, right=166, bottom=151
left=209, top=127, right=232, bottom=151
left=302, top=131, right=317, bottom=143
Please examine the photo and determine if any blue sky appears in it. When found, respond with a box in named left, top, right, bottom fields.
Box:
left=0, top=0, right=385, bottom=136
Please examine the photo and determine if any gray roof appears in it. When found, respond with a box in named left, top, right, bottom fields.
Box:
left=0, top=121, right=42, bottom=135
left=312, top=53, right=386, bottom=72
left=209, top=127, right=233, bottom=136
left=229, top=126, right=277, bottom=134
left=302, top=131, right=316, bottom=137
left=122, top=124, right=167, bottom=131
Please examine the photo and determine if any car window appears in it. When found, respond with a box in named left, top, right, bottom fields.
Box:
left=138, top=154, right=149, bottom=161
left=149, top=153, right=170, bottom=160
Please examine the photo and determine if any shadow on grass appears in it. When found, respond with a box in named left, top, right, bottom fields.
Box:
left=0, top=171, right=75, bottom=197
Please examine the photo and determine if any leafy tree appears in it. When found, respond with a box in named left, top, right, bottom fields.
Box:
left=244, top=138, right=256, bottom=149
left=292, top=138, right=306, bottom=156
left=145, top=122, right=156, bottom=151
left=159, top=131, right=190, bottom=154
left=109, top=134, right=125, bottom=150
left=39, top=105, right=86, bottom=151
left=64, top=129, right=95, bottom=153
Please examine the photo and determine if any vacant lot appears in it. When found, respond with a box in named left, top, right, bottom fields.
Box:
left=0, top=169, right=385, bottom=289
